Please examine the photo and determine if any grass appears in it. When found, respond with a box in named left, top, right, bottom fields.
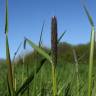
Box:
left=5, top=0, right=14, bottom=95
left=1, top=61, right=96, bottom=96
left=51, top=16, right=58, bottom=96
left=72, top=47, right=80, bottom=96
left=83, top=5, right=95, bottom=96
left=0, top=0, right=96, bottom=96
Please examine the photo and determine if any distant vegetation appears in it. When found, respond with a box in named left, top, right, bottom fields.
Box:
left=12, top=42, right=96, bottom=65
left=1, top=42, right=96, bottom=66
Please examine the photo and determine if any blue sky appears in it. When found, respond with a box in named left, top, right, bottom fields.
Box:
left=0, top=0, right=96, bottom=59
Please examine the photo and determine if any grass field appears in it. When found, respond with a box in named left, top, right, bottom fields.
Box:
left=0, top=60, right=96, bottom=96
left=0, top=0, right=96, bottom=96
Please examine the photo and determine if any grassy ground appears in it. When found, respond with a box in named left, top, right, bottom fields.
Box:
left=0, top=60, right=96, bottom=96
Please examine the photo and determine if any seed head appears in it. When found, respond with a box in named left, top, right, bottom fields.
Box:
left=51, top=16, right=58, bottom=67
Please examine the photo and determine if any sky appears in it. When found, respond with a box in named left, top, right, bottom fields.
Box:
left=0, top=0, right=96, bottom=59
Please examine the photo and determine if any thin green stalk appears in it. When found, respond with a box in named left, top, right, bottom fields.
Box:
left=72, top=48, right=79, bottom=96
left=51, top=62, right=57, bottom=96
left=33, top=22, right=45, bottom=96
left=6, top=34, right=14, bottom=95
left=39, top=21, right=45, bottom=47
left=5, top=0, right=14, bottom=95
left=32, top=51, right=37, bottom=96
left=22, top=57, right=25, bottom=85
left=26, top=60, right=29, bottom=96
left=5, top=0, right=8, bottom=34
left=38, top=21, right=44, bottom=95
left=13, top=42, right=22, bottom=91
left=51, top=16, right=58, bottom=96
left=88, top=27, right=95, bottom=96
left=15, top=31, right=65, bottom=95
left=14, top=78, right=17, bottom=91
left=57, top=30, right=66, bottom=43
left=83, top=5, right=95, bottom=96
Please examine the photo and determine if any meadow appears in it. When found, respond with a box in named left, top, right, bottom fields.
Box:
left=0, top=0, right=96, bottom=96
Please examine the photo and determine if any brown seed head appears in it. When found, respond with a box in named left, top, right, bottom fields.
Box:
left=51, top=16, right=58, bottom=67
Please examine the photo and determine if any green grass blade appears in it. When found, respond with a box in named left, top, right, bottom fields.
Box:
left=7, top=75, right=11, bottom=96
left=12, top=42, right=22, bottom=92
left=83, top=5, right=94, bottom=27
left=5, top=0, right=14, bottom=95
left=88, top=27, right=95, bottom=96
left=57, top=30, right=66, bottom=43
left=57, top=83, right=65, bottom=95
left=15, top=33, right=65, bottom=95
left=6, top=35, right=14, bottom=95
left=72, top=47, right=79, bottom=96
left=39, top=21, right=45, bottom=47
left=83, top=5, right=95, bottom=96
left=38, top=22, right=45, bottom=95
left=13, top=42, right=22, bottom=61
left=5, top=0, right=8, bottom=34
left=24, top=38, right=52, bottom=63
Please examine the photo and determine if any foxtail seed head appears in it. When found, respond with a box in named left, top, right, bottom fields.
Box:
left=51, top=16, right=58, bottom=67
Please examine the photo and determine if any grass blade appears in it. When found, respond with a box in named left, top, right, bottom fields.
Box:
left=13, top=42, right=22, bottom=62
left=5, top=0, right=14, bottom=95
left=24, top=38, right=52, bottom=63
left=83, top=5, right=95, bottom=96
left=5, top=0, right=8, bottom=34
left=88, top=27, right=95, bottom=96
left=57, top=30, right=66, bottom=43
left=15, top=31, right=65, bottom=95
left=72, top=47, right=79, bottom=96
left=7, top=75, right=11, bottom=96
left=12, top=42, right=22, bottom=90
left=39, top=21, right=45, bottom=47
left=83, top=5, right=94, bottom=27
left=6, top=35, right=14, bottom=95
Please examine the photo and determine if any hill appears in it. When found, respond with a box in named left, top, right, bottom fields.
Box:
left=15, top=42, right=96, bottom=65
